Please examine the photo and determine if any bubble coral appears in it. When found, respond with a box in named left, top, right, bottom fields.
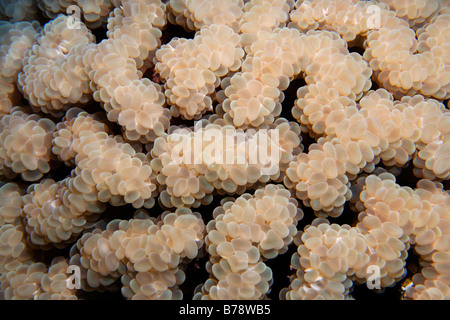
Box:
left=289, top=0, right=450, bottom=99
left=0, top=183, right=31, bottom=274
left=167, top=0, right=244, bottom=32
left=283, top=173, right=450, bottom=300
left=150, top=118, right=301, bottom=208
left=84, top=0, right=170, bottom=143
left=0, top=107, right=56, bottom=181
left=0, top=20, right=41, bottom=115
left=0, top=0, right=449, bottom=301
left=155, top=23, right=244, bottom=120
left=37, top=0, right=116, bottom=29
left=0, top=257, right=78, bottom=300
left=195, top=184, right=302, bottom=299
left=17, top=15, right=95, bottom=116
left=69, top=208, right=205, bottom=299
left=0, top=0, right=39, bottom=22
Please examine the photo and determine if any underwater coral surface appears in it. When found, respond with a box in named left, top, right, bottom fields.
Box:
left=0, top=0, right=449, bottom=300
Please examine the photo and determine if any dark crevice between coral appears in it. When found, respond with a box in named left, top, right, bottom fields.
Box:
left=348, top=45, right=365, bottom=56
left=77, top=284, right=124, bottom=300
left=281, top=77, right=306, bottom=123
left=281, top=77, right=313, bottom=153
left=161, top=21, right=195, bottom=45
left=179, top=192, right=229, bottom=299
left=91, top=25, right=108, bottom=44
left=45, top=161, right=73, bottom=182
left=369, top=77, right=380, bottom=91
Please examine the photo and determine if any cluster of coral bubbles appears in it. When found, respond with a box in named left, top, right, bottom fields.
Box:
left=0, top=0, right=449, bottom=300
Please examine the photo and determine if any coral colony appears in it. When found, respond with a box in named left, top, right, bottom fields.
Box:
left=0, top=0, right=449, bottom=300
